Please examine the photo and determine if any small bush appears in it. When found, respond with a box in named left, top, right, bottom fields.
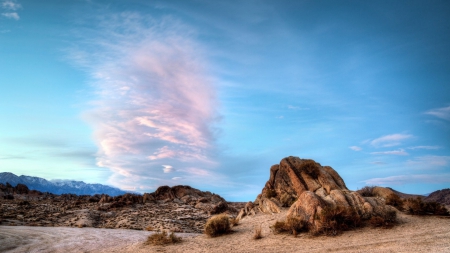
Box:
left=369, top=210, right=396, bottom=229
left=204, top=214, right=231, bottom=237
left=253, top=225, right=262, bottom=240
left=317, top=206, right=361, bottom=236
left=229, top=217, right=239, bottom=227
left=369, top=216, right=385, bottom=228
left=404, top=197, right=449, bottom=216
left=272, top=216, right=307, bottom=235
left=300, top=160, right=320, bottom=179
left=265, top=189, right=277, bottom=199
left=358, top=186, right=376, bottom=197
left=146, top=231, right=182, bottom=246
left=272, top=220, right=288, bottom=234
left=386, top=193, right=403, bottom=210
left=280, top=192, right=296, bottom=207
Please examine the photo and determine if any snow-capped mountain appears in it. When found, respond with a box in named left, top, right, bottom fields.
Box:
left=0, top=172, right=126, bottom=196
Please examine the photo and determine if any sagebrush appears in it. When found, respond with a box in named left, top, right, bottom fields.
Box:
left=204, top=214, right=231, bottom=237
left=146, top=231, right=182, bottom=246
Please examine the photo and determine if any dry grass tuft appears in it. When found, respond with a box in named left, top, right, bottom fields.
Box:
left=300, top=160, right=320, bottom=179
left=386, top=193, right=403, bottom=210
left=145, top=225, right=153, bottom=231
left=264, top=189, right=277, bottom=199
left=146, top=231, right=182, bottom=246
left=404, top=197, right=449, bottom=216
left=204, top=214, right=231, bottom=237
left=253, top=225, right=262, bottom=240
left=272, top=216, right=307, bottom=236
left=316, top=206, right=361, bottom=236
left=229, top=217, right=239, bottom=227
left=280, top=192, right=296, bottom=207
left=358, top=186, right=376, bottom=197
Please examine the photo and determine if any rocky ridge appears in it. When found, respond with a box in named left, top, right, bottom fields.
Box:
left=0, top=183, right=243, bottom=233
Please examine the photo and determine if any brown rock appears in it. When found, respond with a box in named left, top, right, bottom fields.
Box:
left=258, top=197, right=280, bottom=214
left=261, top=156, right=394, bottom=230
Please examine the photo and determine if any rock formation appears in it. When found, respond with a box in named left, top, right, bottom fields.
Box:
left=248, top=156, right=394, bottom=230
left=0, top=183, right=239, bottom=233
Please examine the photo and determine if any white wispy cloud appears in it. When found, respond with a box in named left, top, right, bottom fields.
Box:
left=71, top=13, right=221, bottom=191
left=162, top=165, right=174, bottom=173
left=2, top=0, right=21, bottom=10
left=349, top=146, right=362, bottom=151
left=1, top=12, right=19, bottom=20
left=407, top=145, right=441, bottom=150
left=425, top=105, right=450, bottom=121
left=371, top=149, right=408, bottom=156
left=287, top=105, right=309, bottom=110
left=407, top=156, right=450, bottom=168
left=370, top=134, right=413, bottom=147
left=363, top=173, right=450, bottom=185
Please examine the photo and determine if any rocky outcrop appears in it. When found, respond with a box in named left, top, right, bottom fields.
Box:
left=254, top=156, right=395, bottom=229
left=0, top=183, right=237, bottom=233
left=424, top=188, right=450, bottom=206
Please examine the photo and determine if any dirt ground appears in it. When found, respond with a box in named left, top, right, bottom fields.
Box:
left=1, top=211, right=449, bottom=253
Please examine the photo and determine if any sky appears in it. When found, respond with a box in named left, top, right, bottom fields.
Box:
left=0, top=0, right=449, bottom=201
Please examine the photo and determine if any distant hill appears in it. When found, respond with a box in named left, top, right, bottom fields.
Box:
left=0, top=172, right=126, bottom=196
left=424, top=188, right=450, bottom=206
left=385, top=187, right=426, bottom=199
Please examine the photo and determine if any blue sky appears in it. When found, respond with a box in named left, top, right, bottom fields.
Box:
left=1, top=0, right=449, bottom=201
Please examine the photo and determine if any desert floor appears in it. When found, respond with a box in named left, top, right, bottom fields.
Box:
left=1, top=211, right=449, bottom=253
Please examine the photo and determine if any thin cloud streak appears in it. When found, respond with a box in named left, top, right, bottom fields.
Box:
left=370, top=149, right=409, bottom=156
left=72, top=13, right=220, bottom=191
left=370, top=134, right=413, bottom=147
left=407, top=146, right=441, bottom=150
left=407, top=156, right=450, bottom=168
left=1, top=12, right=18, bottom=20
left=349, top=146, right=362, bottom=151
left=425, top=105, right=450, bottom=121
left=364, top=174, right=450, bottom=185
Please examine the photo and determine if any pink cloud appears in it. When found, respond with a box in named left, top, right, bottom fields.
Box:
left=74, top=13, right=221, bottom=191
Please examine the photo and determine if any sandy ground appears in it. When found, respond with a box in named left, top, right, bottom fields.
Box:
left=1, top=212, right=449, bottom=253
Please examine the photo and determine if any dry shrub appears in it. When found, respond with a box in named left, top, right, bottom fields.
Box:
left=404, top=197, right=449, bottom=216
left=280, top=192, right=296, bottom=207
left=316, top=206, right=361, bottom=236
left=369, top=216, right=385, bottom=227
left=358, top=186, right=376, bottom=197
left=265, top=189, right=277, bottom=199
left=300, top=160, right=320, bottom=179
left=253, top=225, right=262, bottom=240
left=229, top=217, right=239, bottom=227
left=369, top=210, right=396, bottom=229
left=272, top=220, right=288, bottom=234
left=204, top=214, right=231, bottom=237
left=386, top=193, right=403, bottom=210
left=272, top=216, right=307, bottom=235
left=146, top=231, right=182, bottom=246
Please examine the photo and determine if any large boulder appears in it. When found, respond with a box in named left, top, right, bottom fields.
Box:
left=259, top=156, right=394, bottom=229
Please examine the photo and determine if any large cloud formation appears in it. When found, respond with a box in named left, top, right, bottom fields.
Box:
left=74, top=13, right=219, bottom=191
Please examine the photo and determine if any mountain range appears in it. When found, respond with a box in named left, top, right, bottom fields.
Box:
left=0, top=172, right=126, bottom=196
